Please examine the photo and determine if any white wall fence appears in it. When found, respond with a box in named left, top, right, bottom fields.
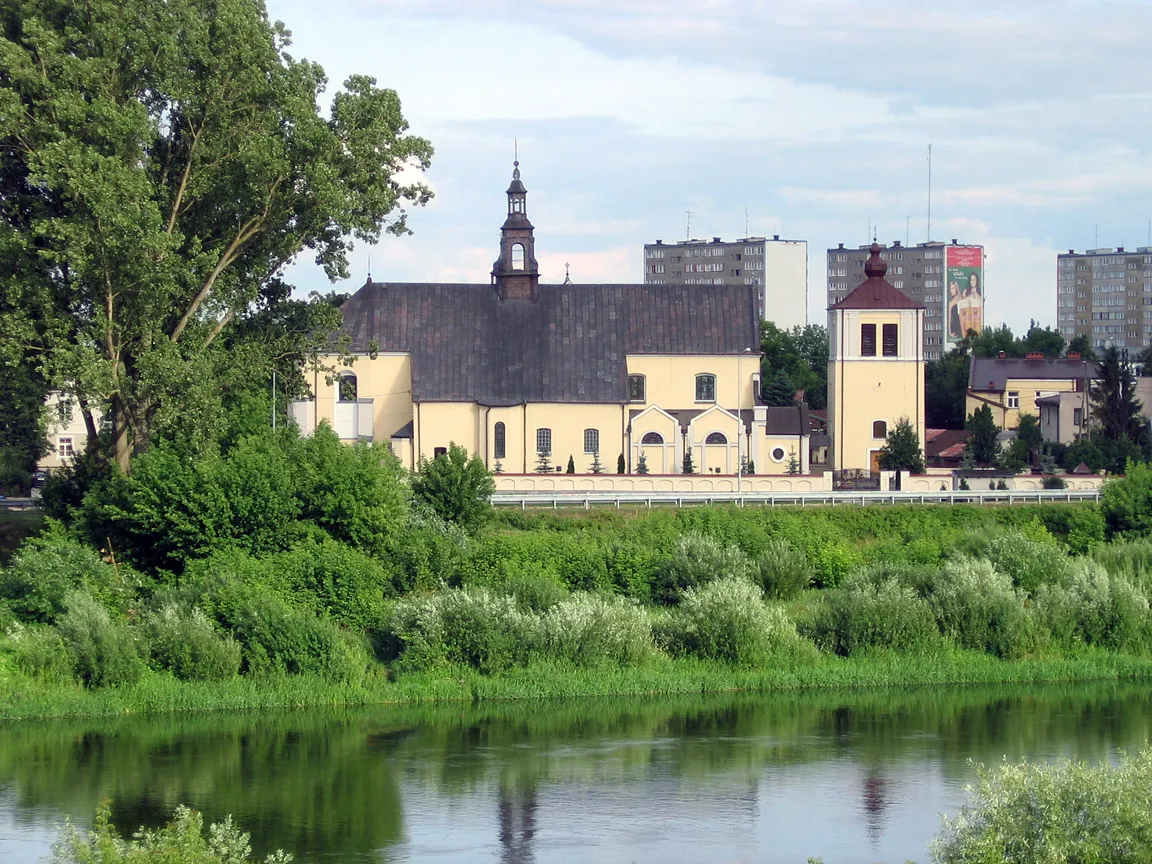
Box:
left=491, top=489, right=1102, bottom=509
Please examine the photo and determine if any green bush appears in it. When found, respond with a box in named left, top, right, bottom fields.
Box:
left=1091, top=537, right=1152, bottom=592
left=0, top=530, right=138, bottom=623
left=981, top=532, right=1069, bottom=595
left=804, top=579, right=940, bottom=657
left=931, top=748, right=1152, bottom=864
left=55, top=591, right=143, bottom=688
left=928, top=559, right=1033, bottom=658
left=539, top=593, right=655, bottom=667
left=755, top=538, right=814, bottom=599
left=1064, top=505, right=1106, bottom=554
left=1100, top=460, right=1152, bottom=539
left=411, top=443, right=495, bottom=532
left=54, top=803, right=292, bottom=864
left=5, top=623, right=74, bottom=682
left=387, top=509, right=468, bottom=594
left=1034, top=560, right=1149, bottom=652
left=140, top=603, right=242, bottom=681
left=389, top=587, right=530, bottom=673
left=656, top=576, right=802, bottom=665
left=653, top=532, right=753, bottom=605
left=498, top=571, right=570, bottom=613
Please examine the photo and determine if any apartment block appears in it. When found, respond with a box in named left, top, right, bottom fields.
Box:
left=827, top=240, right=985, bottom=361
left=1057, top=246, right=1152, bottom=350
left=643, top=235, right=808, bottom=329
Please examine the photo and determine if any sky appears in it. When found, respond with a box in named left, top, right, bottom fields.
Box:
left=269, top=0, right=1152, bottom=333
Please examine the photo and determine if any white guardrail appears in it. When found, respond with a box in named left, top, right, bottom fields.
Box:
left=0, top=498, right=39, bottom=511
left=491, top=489, right=1102, bottom=509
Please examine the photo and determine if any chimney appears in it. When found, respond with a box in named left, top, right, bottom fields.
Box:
left=1069, top=249, right=1075, bottom=254
left=951, top=238, right=958, bottom=245
left=893, top=241, right=902, bottom=247
left=773, top=234, right=780, bottom=240
left=713, top=237, right=721, bottom=243
left=838, top=243, right=844, bottom=249
left=1025, top=352, right=1043, bottom=360
left=655, top=239, right=663, bottom=245
left=1068, top=352, right=1081, bottom=360
left=1118, top=247, right=1125, bottom=253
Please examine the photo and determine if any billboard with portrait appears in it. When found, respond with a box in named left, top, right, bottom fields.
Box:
left=945, top=246, right=984, bottom=342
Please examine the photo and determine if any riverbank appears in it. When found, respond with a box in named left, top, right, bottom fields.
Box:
left=4, top=648, right=1151, bottom=721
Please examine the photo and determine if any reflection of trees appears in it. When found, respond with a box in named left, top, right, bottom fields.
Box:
left=2, top=682, right=1152, bottom=860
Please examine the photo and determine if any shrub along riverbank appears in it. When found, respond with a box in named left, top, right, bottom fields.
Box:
left=6, top=431, right=1152, bottom=720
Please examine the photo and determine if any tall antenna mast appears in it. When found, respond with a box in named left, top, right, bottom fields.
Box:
left=685, top=209, right=692, bottom=240
left=927, top=143, right=933, bottom=242
left=1095, top=223, right=1099, bottom=247
left=745, top=207, right=749, bottom=237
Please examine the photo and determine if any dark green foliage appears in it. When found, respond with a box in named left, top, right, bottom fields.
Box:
left=760, top=321, right=828, bottom=409
left=805, top=579, right=941, bottom=656
left=40, top=452, right=114, bottom=523
left=80, top=426, right=409, bottom=571
left=925, top=347, right=971, bottom=430
left=0, top=530, right=137, bottom=623
left=756, top=538, right=814, bottom=599
left=927, top=559, right=1034, bottom=658
left=1066, top=334, right=1097, bottom=360
left=1091, top=346, right=1144, bottom=442
left=411, top=443, right=495, bottom=532
left=1101, top=461, right=1152, bottom=538
left=0, top=362, right=48, bottom=494
left=1042, top=475, right=1067, bottom=489
left=965, top=404, right=1001, bottom=465
left=879, top=417, right=925, bottom=473
left=535, top=450, right=552, bottom=473
left=1034, top=561, right=1149, bottom=652
left=763, top=369, right=796, bottom=407
left=590, top=451, right=604, bottom=474
left=55, top=591, right=144, bottom=688
left=617, top=453, right=626, bottom=474
left=653, top=532, right=752, bottom=605
left=566, top=455, right=575, bottom=474
left=636, top=453, right=649, bottom=474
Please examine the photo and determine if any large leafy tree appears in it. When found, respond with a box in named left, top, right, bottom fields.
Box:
left=411, top=443, right=495, bottom=533
left=878, top=417, right=925, bottom=473
left=0, top=0, right=432, bottom=471
left=964, top=404, right=1001, bottom=466
left=925, top=346, right=971, bottom=429
left=760, top=321, right=828, bottom=409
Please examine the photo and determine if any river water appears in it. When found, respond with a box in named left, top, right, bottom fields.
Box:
left=2, top=682, right=1150, bottom=863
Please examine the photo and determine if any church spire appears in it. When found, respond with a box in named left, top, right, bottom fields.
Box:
left=492, top=160, right=539, bottom=300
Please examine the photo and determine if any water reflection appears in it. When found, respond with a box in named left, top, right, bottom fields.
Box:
left=1, top=682, right=1150, bottom=863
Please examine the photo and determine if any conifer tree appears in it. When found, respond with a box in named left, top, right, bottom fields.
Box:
left=682, top=449, right=695, bottom=474
left=785, top=449, right=801, bottom=475
left=590, top=451, right=604, bottom=474
left=565, top=455, right=575, bottom=474
left=636, top=452, right=649, bottom=474
left=535, top=450, right=553, bottom=473
left=617, top=453, right=626, bottom=474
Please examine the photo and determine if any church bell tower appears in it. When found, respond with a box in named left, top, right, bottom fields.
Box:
left=492, top=161, right=540, bottom=301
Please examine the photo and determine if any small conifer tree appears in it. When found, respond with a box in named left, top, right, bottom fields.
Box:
left=493, top=459, right=503, bottom=474
left=535, top=450, right=552, bottom=473
left=617, top=453, right=626, bottom=474
left=590, top=450, right=604, bottom=474
left=785, top=449, right=801, bottom=475
left=636, top=452, right=649, bottom=474
left=682, top=448, right=695, bottom=474
left=746, top=458, right=755, bottom=475
left=566, top=455, right=575, bottom=474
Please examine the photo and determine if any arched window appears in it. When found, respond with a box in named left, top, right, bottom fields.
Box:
left=695, top=374, right=716, bottom=402
left=512, top=243, right=525, bottom=270
left=493, top=422, right=506, bottom=459
left=536, top=427, right=551, bottom=455
left=873, top=420, right=888, bottom=439
left=641, top=431, right=664, bottom=445
left=337, top=373, right=357, bottom=402
left=705, top=432, right=727, bottom=444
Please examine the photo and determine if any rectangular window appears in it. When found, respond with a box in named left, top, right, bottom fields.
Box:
left=860, top=324, right=877, bottom=356
left=536, top=428, right=551, bottom=456
left=584, top=428, right=599, bottom=454
left=433, top=447, right=447, bottom=458
left=695, top=374, right=716, bottom=402
left=1074, top=407, right=1083, bottom=426
left=58, top=436, right=74, bottom=458
left=882, top=323, right=898, bottom=356
left=628, top=374, right=645, bottom=402
left=1007, top=392, right=1019, bottom=409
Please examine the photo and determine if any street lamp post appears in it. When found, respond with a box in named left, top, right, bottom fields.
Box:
left=738, top=347, right=752, bottom=491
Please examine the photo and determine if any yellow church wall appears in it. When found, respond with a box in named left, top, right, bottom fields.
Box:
left=626, top=354, right=758, bottom=412
left=414, top=402, right=484, bottom=466
left=762, top=434, right=806, bottom=473
left=524, top=403, right=626, bottom=474
left=966, top=378, right=1081, bottom=430
left=309, top=353, right=413, bottom=445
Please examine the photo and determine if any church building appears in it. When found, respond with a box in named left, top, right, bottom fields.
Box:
left=290, top=164, right=813, bottom=481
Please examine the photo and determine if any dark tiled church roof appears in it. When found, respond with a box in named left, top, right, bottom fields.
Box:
left=339, top=281, right=760, bottom=404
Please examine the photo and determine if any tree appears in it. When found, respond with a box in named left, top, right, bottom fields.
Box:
left=535, top=450, right=552, bottom=473
left=878, top=417, right=925, bottom=473
left=682, top=449, right=695, bottom=474
left=763, top=370, right=796, bottom=407
left=1066, top=335, right=1097, bottom=361
left=589, top=451, right=604, bottom=474
left=1021, top=321, right=1066, bottom=358
left=0, top=0, right=433, bottom=471
left=616, top=453, right=625, bottom=474
left=785, top=449, right=800, bottom=475
left=1091, top=347, right=1144, bottom=442
left=411, top=443, right=494, bottom=533
left=636, top=452, right=649, bottom=474
left=965, top=404, right=1001, bottom=465
left=0, top=360, right=48, bottom=492
left=760, top=321, right=827, bottom=409
left=925, top=346, right=971, bottom=429
left=565, top=455, right=575, bottom=474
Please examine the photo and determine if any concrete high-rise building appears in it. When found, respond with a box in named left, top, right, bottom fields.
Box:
left=643, top=235, right=808, bottom=329
left=827, top=240, right=985, bottom=361
left=1057, top=246, right=1152, bottom=350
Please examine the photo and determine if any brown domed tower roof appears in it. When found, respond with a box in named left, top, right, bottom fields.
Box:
left=831, top=243, right=923, bottom=310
